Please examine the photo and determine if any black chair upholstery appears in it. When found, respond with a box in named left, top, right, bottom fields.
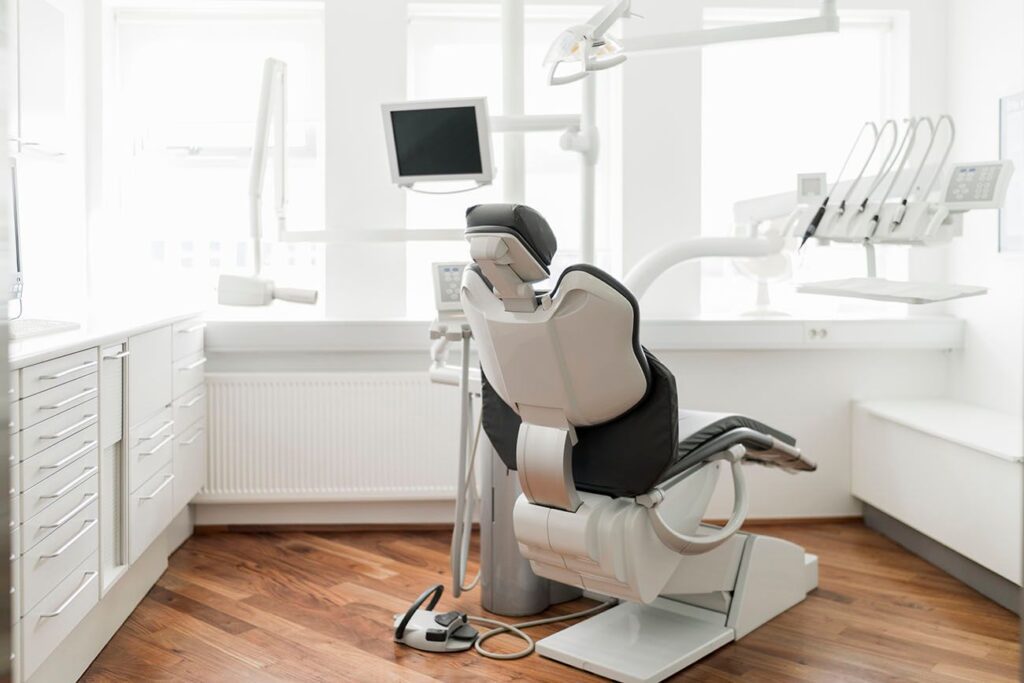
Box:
left=468, top=203, right=805, bottom=498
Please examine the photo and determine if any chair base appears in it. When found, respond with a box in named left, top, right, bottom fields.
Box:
left=537, top=547, right=819, bottom=682
left=537, top=600, right=734, bottom=683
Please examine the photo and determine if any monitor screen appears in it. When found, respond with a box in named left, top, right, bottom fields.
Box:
left=390, top=106, right=484, bottom=178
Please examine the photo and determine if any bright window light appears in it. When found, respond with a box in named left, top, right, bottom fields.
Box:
left=102, top=4, right=326, bottom=308
left=403, top=4, right=618, bottom=319
left=701, top=8, right=910, bottom=317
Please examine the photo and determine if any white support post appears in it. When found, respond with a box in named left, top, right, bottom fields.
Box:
left=580, top=76, right=598, bottom=264
left=502, top=0, right=526, bottom=204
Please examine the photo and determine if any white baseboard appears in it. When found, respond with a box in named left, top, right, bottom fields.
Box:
left=194, top=500, right=458, bottom=527
left=167, top=506, right=196, bottom=553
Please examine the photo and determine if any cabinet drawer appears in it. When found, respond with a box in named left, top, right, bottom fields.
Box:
left=21, top=497, right=98, bottom=614
left=12, top=615, right=19, bottom=683
left=22, top=448, right=98, bottom=521
left=10, top=371, right=19, bottom=402
left=129, top=466, right=173, bottom=564
left=22, top=554, right=99, bottom=679
left=127, top=326, right=172, bottom=430
left=128, top=407, right=174, bottom=493
left=173, top=318, right=205, bottom=361
left=21, top=373, right=98, bottom=430
left=21, top=425, right=97, bottom=493
left=11, top=489, right=20, bottom=529
left=100, top=344, right=127, bottom=449
left=10, top=431, right=20, bottom=467
left=21, top=349, right=98, bottom=399
left=172, top=385, right=206, bottom=434
left=9, top=402, right=19, bottom=435
left=22, top=470, right=97, bottom=552
left=12, top=554, right=19, bottom=624
left=20, top=399, right=97, bottom=459
left=173, top=352, right=206, bottom=399
left=173, top=421, right=206, bottom=514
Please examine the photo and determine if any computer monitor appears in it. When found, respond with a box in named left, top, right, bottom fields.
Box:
left=382, top=97, right=494, bottom=187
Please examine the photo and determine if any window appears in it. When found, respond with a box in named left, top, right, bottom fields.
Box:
left=700, top=8, right=910, bottom=317
left=403, top=4, right=618, bottom=318
left=100, top=3, right=326, bottom=310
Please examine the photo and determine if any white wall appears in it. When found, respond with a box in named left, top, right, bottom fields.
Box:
left=661, top=350, right=949, bottom=519
left=944, top=0, right=1024, bottom=416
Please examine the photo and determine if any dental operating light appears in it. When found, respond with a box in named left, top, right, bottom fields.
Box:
left=545, top=0, right=840, bottom=86
left=217, top=58, right=318, bottom=307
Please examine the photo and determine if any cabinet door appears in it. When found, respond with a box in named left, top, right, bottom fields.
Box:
left=100, top=343, right=127, bottom=449
left=127, top=327, right=172, bottom=430
left=17, top=0, right=70, bottom=155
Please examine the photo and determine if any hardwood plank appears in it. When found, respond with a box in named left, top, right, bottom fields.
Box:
left=80, top=522, right=1020, bottom=682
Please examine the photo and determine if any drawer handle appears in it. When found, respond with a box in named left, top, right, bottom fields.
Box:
left=39, top=360, right=98, bottom=381
left=182, top=392, right=206, bottom=408
left=141, top=420, right=174, bottom=441
left=40, top=441, right=98, bottom=471
left=103, top=350, right=130, bottom=360
left=40, top=466, right=98, bottom=499
left=179, top=323, right=207, bottom=334
left=40, top=387, right=97, bottom=410
left=181, top=428, right=205, bottom=447
left=40, top=519, right=97, bottom=559
left=39, top=571, right=97, bottom=618
left=140, top=434, right=174, bottom=457
left=40, top=415, right=97, bottom=441
left=40, top=492, right=98, bottom=529
left=140, top=474, right=174, bottom=501
left=179, top=357, right=207, bottom=371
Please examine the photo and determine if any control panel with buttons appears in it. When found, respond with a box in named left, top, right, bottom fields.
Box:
left=432, top=262, right=470, bottom=313
left=943, top=160, right=1015, bottom=211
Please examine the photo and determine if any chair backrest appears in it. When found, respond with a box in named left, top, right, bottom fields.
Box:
left=462, top=204, right=650, bottom=430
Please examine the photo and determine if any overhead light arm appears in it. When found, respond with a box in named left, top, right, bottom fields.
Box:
left=218, top=57, right=318, bottom=307
left=627, top=1, right=839, bottom=53
left=249, top=57, right=287, bottom=277
left=545, top=0, right=840, bottom=86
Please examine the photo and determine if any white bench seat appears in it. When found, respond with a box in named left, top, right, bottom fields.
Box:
left=852, top=399, right=1022, bottom=585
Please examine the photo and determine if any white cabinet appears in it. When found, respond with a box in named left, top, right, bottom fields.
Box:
left=170, top=316, right=207, bottom=518
left=127, top=407, right=173, bottom=494
left=99, top=344, right=126, bottom=449
left=99, top=343, right=128, bottom=594
left=127, top=326, right=173, bottom=430
left=9, top=314, right=203, bottom=682
left=16, top=0, right=71, bottom=155
left=21, top=554, right=98, bottom=678
left=173, top=421, right=206, bottom=515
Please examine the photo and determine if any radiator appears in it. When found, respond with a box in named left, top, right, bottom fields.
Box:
left=199, top=372, right=464, bottom=503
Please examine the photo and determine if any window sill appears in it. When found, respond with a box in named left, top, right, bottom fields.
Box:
left=204, top=315, right=965, bottom=354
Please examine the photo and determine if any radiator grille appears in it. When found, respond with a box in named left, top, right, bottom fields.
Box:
left=200, top=373, right=463, bottom=503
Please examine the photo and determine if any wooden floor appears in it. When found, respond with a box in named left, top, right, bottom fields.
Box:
left=80, top=522, right=1020, bottom=682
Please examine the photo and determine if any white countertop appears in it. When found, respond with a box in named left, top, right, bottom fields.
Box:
left=204, top=315, right=966, bottom=353
left=9, top=307, right=202, bottom=370
left=857, top=398, right=1022, bottom=464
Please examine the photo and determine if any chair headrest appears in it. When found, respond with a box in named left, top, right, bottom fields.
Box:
left=465, top=204, right=557, bottom=269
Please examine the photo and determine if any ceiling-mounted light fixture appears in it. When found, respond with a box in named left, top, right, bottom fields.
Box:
left=545, top=0, right=840, bottom=86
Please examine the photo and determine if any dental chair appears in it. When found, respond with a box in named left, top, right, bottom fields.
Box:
left=460, top=204, right=819, bottom=683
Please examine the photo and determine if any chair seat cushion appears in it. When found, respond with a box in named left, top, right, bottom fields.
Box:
left=662, top=411, right=798, bottom=482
